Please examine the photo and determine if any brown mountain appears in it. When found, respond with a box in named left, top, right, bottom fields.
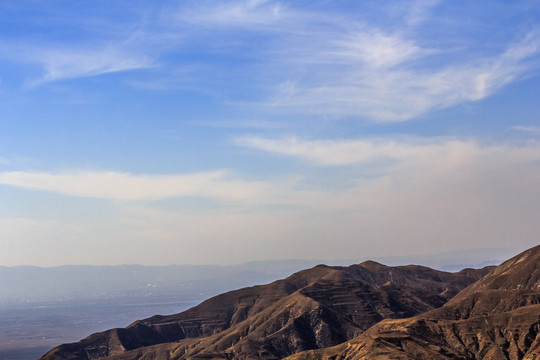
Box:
left=41, top=261, right=488, bottom=360
left=286, top=244, right=540, bottom=360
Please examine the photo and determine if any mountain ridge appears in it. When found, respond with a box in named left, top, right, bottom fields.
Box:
left=41, top=245, right=539, bottom=360
left=286, top=244, right=540, bottom=360
left=41, top=260, right=488, bottom=360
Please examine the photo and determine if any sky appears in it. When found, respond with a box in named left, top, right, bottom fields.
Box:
left=0, top=0, right=539, bottom=267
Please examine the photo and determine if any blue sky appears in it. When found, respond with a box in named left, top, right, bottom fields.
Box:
left=0, top=0, right=539, bottom=266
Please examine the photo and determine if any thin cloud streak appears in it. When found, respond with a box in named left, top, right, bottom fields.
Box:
left=236, top=136, right=480, bottom=166
left=0, top=170, right=271, bottom=202
left=173, top=0, right=287, bottom=29
left=404, top=0, right=442, bottom=26
left=513, top=126, right=540, bottom=134
left=326, top=30, right=424, bottom=69
left=26, top=47, right=153, bottom=87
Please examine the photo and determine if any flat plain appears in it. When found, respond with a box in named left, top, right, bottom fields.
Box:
left=0, top=297, right=198, bottom=360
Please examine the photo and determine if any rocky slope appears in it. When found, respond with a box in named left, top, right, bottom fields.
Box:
left=41, top=261, right=487, bottom=360
left=286, top=244, right=540, bottom=360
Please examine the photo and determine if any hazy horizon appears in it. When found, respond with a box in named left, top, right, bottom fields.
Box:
left=0, top=245, right=519, bottom=269
left=1, top=1, right=539, bottom=266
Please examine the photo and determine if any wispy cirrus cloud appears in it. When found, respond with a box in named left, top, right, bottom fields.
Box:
left=236, top=135, right=540, bottom=173
left=0, top=170, right=271, bottom=202
left=0, top=4, right=160, bottom=88
left=403, top=0, right=442, bottom=26
left=4, top=0, right=538, bottom=122
left=262, top=28, right=540, bottom=121
left=166, top=1, right=540, bottom=121
left=174, top=0, right=287, bottom=29
left=24, top=46, right=153, bottom=87
left=235, top=135, right=445, bottom=166
left=513, top=126, right=540, bottom=135
left=325, top=30, right=423, bottom=69
left=0, top=35, right=155, bottom=87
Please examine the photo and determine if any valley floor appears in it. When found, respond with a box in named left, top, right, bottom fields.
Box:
left=0, top=298, right=198, bottom=360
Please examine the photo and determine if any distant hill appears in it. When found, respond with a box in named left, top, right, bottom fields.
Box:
left=40, top=260, right=490, bottom=359
left=0, top=247, right=510, bottom=304
left=0, top=261, right=328, bottom=305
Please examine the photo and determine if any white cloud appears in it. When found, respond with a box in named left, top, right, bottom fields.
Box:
left=404, top=0, right=442, bottom=26
left=108, top=136, right=540, bottom=263
left=513, top=126, right=540, bottom=134
left=262, top=28, right=540, bottom=121
left=235, top=135, right=540, bottom=220
left=503, top=29, right=540, bottom=61
left=0, top=15, right=155, bottom=87
left=2, top=137, right=540, bottom=264
left=173, top=0, right=289, bottom=29
left=4, top=1, right=537, bottom=121
left=327, top=30, right=423, bottom=69
left=236, top=135, right=478, bottom=166
left=26, top=46, right=153, bottom=87
left=170, top=1, right=540, bottom=121
left=0, top=170, right=271, bottom=202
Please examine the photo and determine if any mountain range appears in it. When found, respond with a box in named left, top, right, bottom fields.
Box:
left=40, top=245, right=539, bottom=360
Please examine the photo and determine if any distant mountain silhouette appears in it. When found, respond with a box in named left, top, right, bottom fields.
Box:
left=41, top=245, right=540, bottom=360
left=1, top=248, right=509, bottom=305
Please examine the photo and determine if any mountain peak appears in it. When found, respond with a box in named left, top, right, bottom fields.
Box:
left=456, top=243, right=540, bottom=297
